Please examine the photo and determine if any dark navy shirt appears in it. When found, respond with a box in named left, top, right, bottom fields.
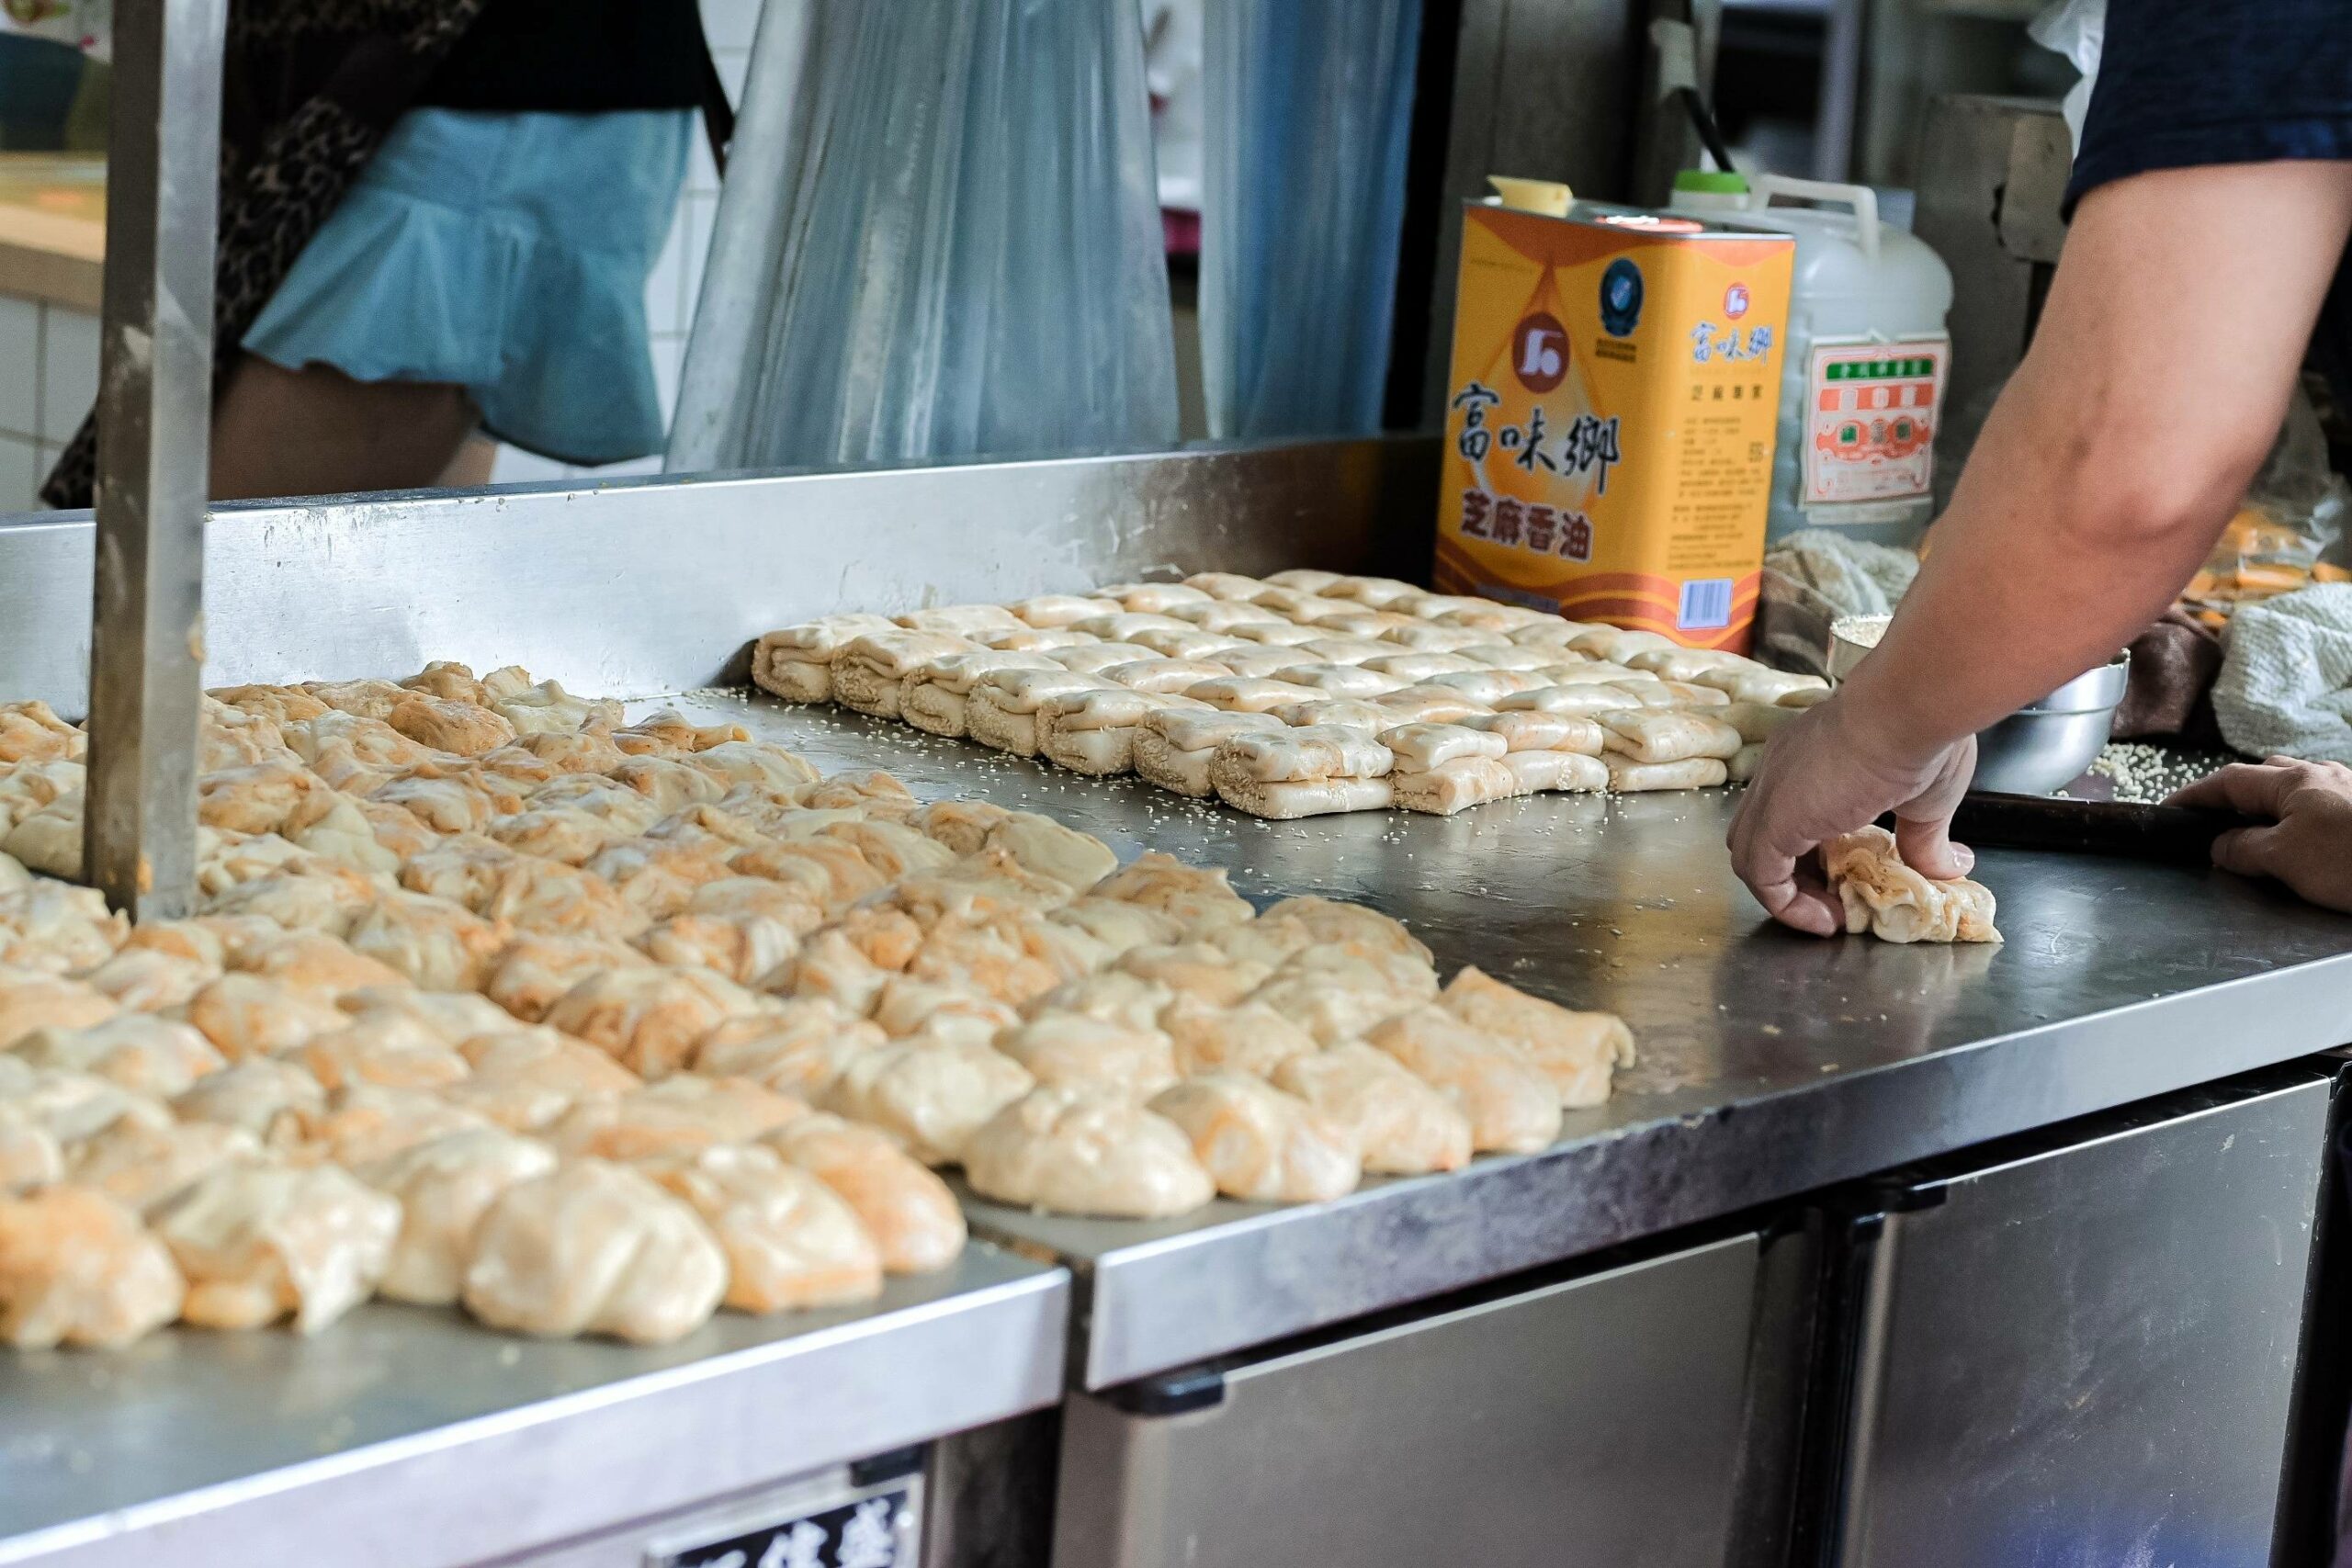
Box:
left=2069, top=0, right=2352, bottom=197
left=2065, top=0, right=2352, bottom=395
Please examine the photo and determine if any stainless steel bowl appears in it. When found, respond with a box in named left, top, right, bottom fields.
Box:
left=1970, top=653, right=2131, bottom=795
left=1827, top=622, right=2131, bottom=795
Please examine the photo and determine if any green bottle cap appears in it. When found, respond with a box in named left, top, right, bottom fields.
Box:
left=1673, top=169, right=1749, bottom=194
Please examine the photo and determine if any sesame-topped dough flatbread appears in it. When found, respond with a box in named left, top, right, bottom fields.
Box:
left=1377, top=723, right=1510, bottom=773
left=1461, top=710, right=1606, bottom=755
left=1133, top=709, right=1286, bottom=797
left=1008, top=594, right=1123, bottom=628
left=1391, top=757, right=1522, bottom=815
left=1599, top=710, right=1744, bottom=764
left=1500, top=750, right=1610, bottom=794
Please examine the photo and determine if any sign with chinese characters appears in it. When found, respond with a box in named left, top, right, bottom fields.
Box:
left=1803, top=339, right=1947, bottom=506
left=656, top=1483, right=916, bottom=1568
left=1436, top=199, right=1792, bottom=650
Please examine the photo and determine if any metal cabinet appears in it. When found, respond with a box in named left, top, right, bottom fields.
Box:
left=1052, top=1231, right=1766, bottom=1568
left=1812, top=1071, right=2335, bottom=1568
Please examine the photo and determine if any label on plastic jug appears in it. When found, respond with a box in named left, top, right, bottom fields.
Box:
left=1803, top=338, right=1948, bottom=506
left=1436, top=201, right=1793, bottom=650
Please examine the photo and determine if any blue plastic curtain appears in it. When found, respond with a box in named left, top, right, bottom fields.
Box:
left=1199, top=0, right=1422, bottom=440
left=670, top=0, right=1180, bottom=472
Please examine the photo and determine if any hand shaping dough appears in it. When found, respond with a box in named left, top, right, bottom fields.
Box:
left=642, top=1144, right=882, bottom=1313
left=1823, top=826, right=2002, bottom=943
left=153, top=1162, right=401, bottom=1332
left=962, top=1085, right=1216, bottom=1218
left=461, top=1159, right=727, bottom=1343
left=1440, top=966, right=1633, bottom=1108
left=0, top=1187, right=184, bottom=1348
left=1365, top=1007, right=1563, bottom=1154
left=1148, top=1072, right=1361, bottom=1202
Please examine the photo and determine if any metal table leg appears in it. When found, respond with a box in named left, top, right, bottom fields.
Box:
left=82, top=0, right=223, bottom=919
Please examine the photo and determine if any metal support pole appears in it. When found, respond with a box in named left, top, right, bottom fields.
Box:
left=83, top=0, right=223, bottom=919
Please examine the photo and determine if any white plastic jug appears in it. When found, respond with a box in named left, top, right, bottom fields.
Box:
left=1671, top=172, right=1954, bottom=547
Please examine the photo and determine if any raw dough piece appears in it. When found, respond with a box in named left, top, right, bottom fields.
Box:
left=1091, top=853, right=1257, bottom=932
left=1215, top=646, right=1324, bottom=681
left=1622, top=647, right=1749, bottom=681
left=357, top=1129, right=559, bottom=1304
left=153, top=1162, right=401, bottom=1332
left=899, top=651, right=1062, bottom=738
left=643, top=1145, right=882, bottom=1313
left=1462, top=710, right=1606, bottom=756
left=822, top=1039, right=1035, bottom=1165
left=749, top=617, right=872, bottom=699
left=68, top=1120, right=263, bottom=1213
left=869, top=977, right=1021, bottom=1048
left=1008, top=593, right=1122, bottom=628
left=764, top=1113, right=967, bottom=1273
left=1365, top=1007, right=1563, bottom=1155
left=1272, top=1043, right=1473, bottom=1176
left=1372, top=687, right=1493, bottom=726
left=1566, top=626, right=1678, bottom=662
left=1823, top=826, right=2002, bottom=943
left=1047, top=897, right=1185, bottom=963
left=898, top=604, right=1024, bottom=636
left=1416, top=670, right=1549, bottom=705
left=0, top=1102, right=62, bottom=1191
left=1228, top=621, right=1322, bottom=649
left=1159, top=997, right=1318, bottom=1077
left=11, top=1014, right=223, bottom=1098
left=1267, top=699, right=1389, bottom=734
left=481, top=933, right=657, bottom=1023
left=1604, top=757, right=1729, bottom=792
left=1728, top=743, right=1767, bottom=783
left=832, top=632, right=982, bottom=717
left=1035, top=686, right=1159, bottom=775
left=1494, top=684, right=1642, bottom=719
left=1272, top=664, right=1399, bottom=698
left=1132, top=709, right=1284, bottom=798
left=1500, top=750, right=1610, bottom=794
left=169, top=1059, right=326, bottom=1145
left=444, top=1029, right=640, bottom=1133
left=1026, top=970, right=1172, bottom=1033
left=1181, top=676, right=1323, bottom=714
left=963, top=1085, right=1215, bottom=1218
left=1391, top=758, right=1521, bottom=815
left=994, top=1013, right=1178, bottom=1098
left=1045, top=641, right=1159, bottom=675
left=966, top=669, right=1113, bottom=756
left=1124, top=626, right=1241, bottom=661
left=1148, top=1072, right=1361, bottom=1202
left=1440, top=966, right=1632, bottom=1108
left=1378, top=723, right=1509, bottom=772
left=541, top=965, right=768, bottom=1078
left=0, top=1187, right=184, bottom=1348
left=0, top=971, right=117, bottom=1048
left=299, top=1084, right=492, bottom=1167
left=462, top=1160, right=727, bottom=1343
left=1257, top=896, right=1431, bottom=966
left=345, top=890, right=511, bottom=992
left=693, top=998, right=887, bottom=1098
left=1215, top=775, right=1395, bottom=820
left=550, top=1074, right=806, bottom=1161
left=1362, top=651, right=1482, bottom=682
left=5, top=1066, right=170, bottom=1144
left=297, top=1014, right=472, bottom=1093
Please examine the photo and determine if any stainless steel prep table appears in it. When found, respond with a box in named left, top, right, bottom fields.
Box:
left=0, top=1248, right=1066, bottom=1568
left=653, top=692, right=2352, bottom=1389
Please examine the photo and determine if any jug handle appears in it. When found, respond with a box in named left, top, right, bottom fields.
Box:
left=1747, top=175, right=1880, bottom=263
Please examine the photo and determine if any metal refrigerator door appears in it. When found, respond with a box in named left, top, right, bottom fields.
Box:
left=1053, top=1231, right=1763, bottom=1568
left=1829, top=1073, right=2332, bottom=1568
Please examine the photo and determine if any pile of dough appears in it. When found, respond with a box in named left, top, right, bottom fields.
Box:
left=152, top=1163, right=401, bottom=1332
left=0, top=1186, right=184, bottom=1348
left=963, top=1086, right=1216, bottom=1218
left=461, top=1160, right=728, bottom=1343
left=1148, top=1072, right=1360, bottom=1202
left=1823, top=826, right=2002, bottom=943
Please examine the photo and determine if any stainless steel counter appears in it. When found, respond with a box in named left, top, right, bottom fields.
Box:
left=0, top=1247, right=1066, bottom=1568
left=666, top=692, right=2352, bottom=1389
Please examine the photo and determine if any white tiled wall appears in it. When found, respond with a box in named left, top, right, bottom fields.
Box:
left=492, top=0, right=758, bottom=486
left=0, top=291, right=96, bottom=514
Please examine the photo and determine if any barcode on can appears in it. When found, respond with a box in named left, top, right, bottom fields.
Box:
left=1678, top=579, right=1734, bottom=631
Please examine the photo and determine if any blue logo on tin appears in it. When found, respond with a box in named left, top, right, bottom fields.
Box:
left=1600, top=258, right=1644, bottom=337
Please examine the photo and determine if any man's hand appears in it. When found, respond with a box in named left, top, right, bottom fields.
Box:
left=2168, top=758, right=2352, bottom=912
left=1727, top=694, right=1977, bottom=936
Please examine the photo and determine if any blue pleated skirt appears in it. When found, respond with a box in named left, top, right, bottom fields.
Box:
left=243, top=107, right=691, bottom=466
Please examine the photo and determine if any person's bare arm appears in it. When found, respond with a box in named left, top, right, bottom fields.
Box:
left=1731, top=160, right=2352, bottom=933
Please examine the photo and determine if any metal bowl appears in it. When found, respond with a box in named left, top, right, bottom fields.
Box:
left=1827, top=620, right=2131, bottom=795
left=1970, top=653, right=2131, bottom=795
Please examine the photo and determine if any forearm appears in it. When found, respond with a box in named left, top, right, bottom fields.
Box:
left=1833, top=162, right=2352, bottom=767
